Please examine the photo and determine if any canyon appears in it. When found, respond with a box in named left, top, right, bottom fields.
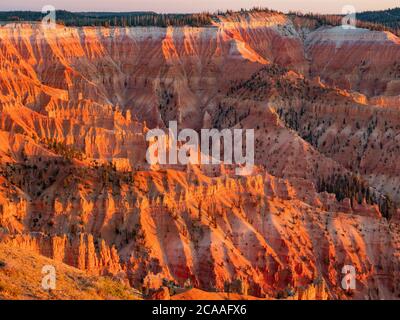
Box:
left=1, top=10, right=400, bottom=299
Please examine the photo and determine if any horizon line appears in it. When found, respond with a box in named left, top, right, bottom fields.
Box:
left=0, top=6, right=399, bottom=16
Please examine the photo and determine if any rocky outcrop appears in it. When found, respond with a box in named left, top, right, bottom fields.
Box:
left=306, top=26, right=400, bottom=97
left=1, top=165, right=399, bottom=299
left=1, top=11, right=400, bottom=300
left=291, top=279, right=330, bottom=300
left=2, top=233, right=121, bottom=276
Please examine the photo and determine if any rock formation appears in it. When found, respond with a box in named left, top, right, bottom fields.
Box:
left=1, top=11, right=400, bottom=300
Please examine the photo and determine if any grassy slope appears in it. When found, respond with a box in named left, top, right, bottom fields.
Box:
left=0, top=243, right=141, bottom=300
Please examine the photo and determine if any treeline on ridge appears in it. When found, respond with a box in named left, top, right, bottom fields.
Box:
left=290, top=10, right=400, bottom=36
left=317, top=174, right=396, bottom=219
left=0, top=7, right=399, bottom=34
left=0, top=10, right=214, bottom=27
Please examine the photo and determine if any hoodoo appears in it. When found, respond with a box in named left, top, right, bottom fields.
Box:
left=1, top=8, right=400, bottom=301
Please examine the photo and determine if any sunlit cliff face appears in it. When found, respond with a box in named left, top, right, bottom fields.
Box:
left=1, top=11, right=400, bottom=300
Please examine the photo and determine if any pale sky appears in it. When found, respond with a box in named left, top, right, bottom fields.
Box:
left=0, top=0, right=399, bottom=14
